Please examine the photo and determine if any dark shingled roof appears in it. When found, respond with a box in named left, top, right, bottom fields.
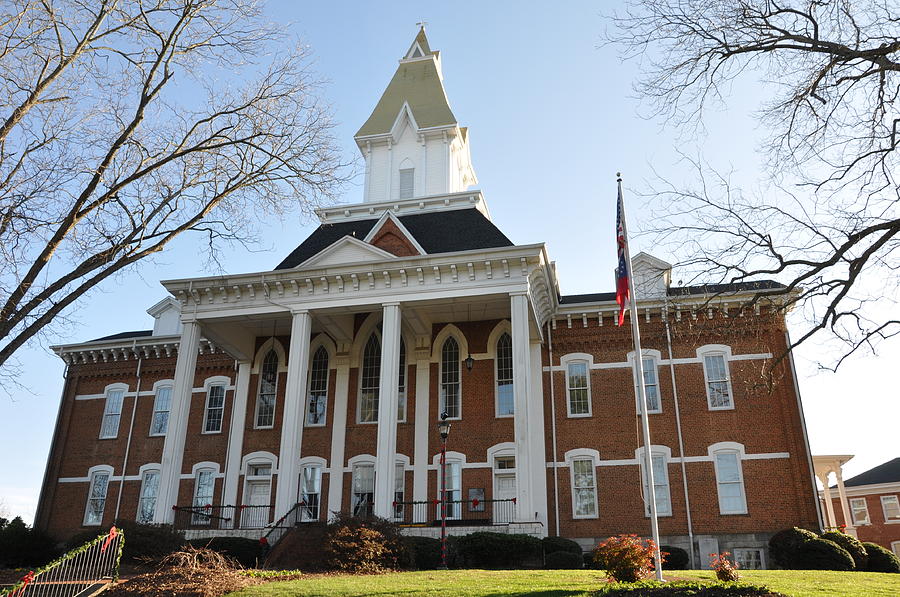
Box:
left=559, top=280, right=785, bottom=305
left=90, top=330, right=153, bottom=342
left=274, top=209, right=513, bottom=269
left=837, top=458, right=900, bottom=488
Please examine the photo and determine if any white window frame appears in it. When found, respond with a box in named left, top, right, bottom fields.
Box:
left=891, top=540, right=900, bottom=558
left=436, top=459, right=462, bottom=520
left=733, top=548, right=765, bottom=570
left=299, top=464, right=322, bottom=521
left=99, top=383, right=127, bottom=439
left=137, top=466, right=160, bottom=524
left=569, top=457, right=598, bottom=519
left=398, top=167, right=415, bottom=199
left=393, top=461, right=406, bottom=521
left=439, top=337, right=462, bottom=420
left=351, top=461, right=376, bottom=517
left=561, top=354, right=592, bottom=417
left=358, top=332, right=381, bottom=424
left=699, top=345, right=734, bottom=410
left=495, top=332, right=514, bottom=418
left=638, top=447, right=672, bottom=516
left=306, top=345, right=330, bottom=427
left=149, top=381, right=173, bottom=436
left=191, top=466, right=217, bottom=525
left=630, top=350, right=662, bottom=414
left=83, top=466, right=113, bottom=526
left=254, top=348, right=280, bottom=429
left=712, top=447, right=748, bottom=515
left=881, top=495, right=900, bottom=523
left=850, top=497, right=870, bottom=525
left=201, top=377, right=228, bottom=434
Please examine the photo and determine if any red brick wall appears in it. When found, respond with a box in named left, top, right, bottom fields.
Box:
left=827, top=492, right=900, bottom=551
left=369, top=219, right=420, bottom=257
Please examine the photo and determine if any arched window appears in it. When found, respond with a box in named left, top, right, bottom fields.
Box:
left=306, top=346, right=329, bottom=426
left=397, top=339, right=407, bottom=422
left=496, top=333, right=514, bottom=416
left=255, top=349, right=278, bottom=428
left=359, top=333, right=381, bottom=423
left=440, top=337, right=461, bottom=419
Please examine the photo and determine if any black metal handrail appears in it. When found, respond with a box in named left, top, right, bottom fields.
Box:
left=172, top=504, right=275, bottom=530
left=260, top=501, right=319, bottom=549
left=392, top=497, right=517, bottom=526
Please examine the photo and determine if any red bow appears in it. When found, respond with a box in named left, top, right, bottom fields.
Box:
left=101, top=526, right=118, bottom=553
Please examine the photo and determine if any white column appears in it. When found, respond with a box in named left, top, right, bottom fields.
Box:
left=374, top=303, right=402, bottom=518
left=528, top=339, right=548, bottom=529
left=820, top=472, right=837, bottom=528
left=222, top=361, right=251, bottom=514
left=835, top=469, right=856, bottom=536
left=274, top=310, right=311, bottom=516
left=155, top=320, right=201, bottom=523
left=510, top=292, right=533, bottom=522
left=327, top=351, right=350, bottom=517
left=412, top=346, right=431, bottom=513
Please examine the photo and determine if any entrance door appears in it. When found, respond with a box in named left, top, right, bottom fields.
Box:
left=494, top=474, right=516, bottom=523
left=242, top=481, right=271, bottom=528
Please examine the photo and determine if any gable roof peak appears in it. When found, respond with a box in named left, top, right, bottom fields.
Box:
left=404, top=25, right=433, bottom=60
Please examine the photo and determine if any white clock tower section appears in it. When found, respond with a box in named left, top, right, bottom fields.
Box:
left=355, top=27, right=478, bottom=203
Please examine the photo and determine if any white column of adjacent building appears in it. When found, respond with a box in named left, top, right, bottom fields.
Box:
left=835, top=469, right=856, bottom=536
left=819, top=471, right=837, bottom=528
left=327, top=349, right=351, bottom=516
left=510, top=292, right=534, bottom=522
left=373, top=302, right=402, bottom=519
left=155, top=319, right=201, bottom=523
left=222, top=361, right=251, bottom=516
left=274, top=310, right=311, bottom=516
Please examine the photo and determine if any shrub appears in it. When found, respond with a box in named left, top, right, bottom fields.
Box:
left=542, top=535, right=583, bottom=556
left=592, top=534, right=659, bottom=583
left=862, top=542, right=900, bottom=573
left=0, top=516, right=59, bottom=568
left=661, top=545, right=690, bottom=570
left=112, top=520, right=184, bottom=562
left=593, top=581, right=790, bottom=596
left=768, top=527, right=817, bottom=568
left=400, top=536, right=442, bottom=570
left=454, top=532, right=542, bottom=568
left=544, top=550, right=583, bottom=569
left=820, top=531, right=867, bottom=570
left=187, top=536, right=265, bottom=568
left=584, top=551, right=600, bottom=569
left=710, top=552, right=740, bottom=582
left=795, top=537, right=855, bottom=571
left=321, top=514, right=404, bottom=573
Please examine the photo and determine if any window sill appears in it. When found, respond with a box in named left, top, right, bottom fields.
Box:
left=495, top=414, right=515, bottom=419
left=304, top=423, right=327, bottom=428
left=719, top=511, right=750, bottom=516
left=98, top=436, right=118, bottom=441
left=148, top=433, right=166, bottom=438
left=357, top=420, right=378, bottom=425
left=201, top=430, right=222, bottom=435
left=708, top=405, right=735, bottom=412
left=884, top=519, right=900, bottom=524
left=567, top=413, right=592, bottom=418
left=253, top=425, right=274, bottom=430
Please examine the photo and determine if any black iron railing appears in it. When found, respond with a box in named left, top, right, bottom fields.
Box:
left=260, top=501, right=319, bottom=548
left=392, top=497, right=517, bottom=526
left=172, top=504, right=275, bottom=530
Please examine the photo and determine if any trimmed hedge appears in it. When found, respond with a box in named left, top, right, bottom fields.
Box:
left=594, top=581, right=789, bottom=596
left=661, top=545, right=690, bottom=570
left=862, top=542, right=900, bottom=573
left=542, top=536, right=583, bottom=556
left=820, top=531, right=867, bottom=570
left=187, top=536, right=265, bottom=568
left=768, top=527, right=817, bottom=568
left=0, top=516, right=59, bottom=568
left=795, top=537, right=855, bottom=571
left=400, top=536, right=442, bottom=570
left=544, top=550, right=583, bottom=569
left=454, top=532, right=542, bottom=568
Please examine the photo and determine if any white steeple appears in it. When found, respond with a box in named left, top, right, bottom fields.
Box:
left=355, top=26, right=477, bottom=203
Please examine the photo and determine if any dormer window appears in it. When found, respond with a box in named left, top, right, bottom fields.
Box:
left=399, top=168, right=414, bottom=199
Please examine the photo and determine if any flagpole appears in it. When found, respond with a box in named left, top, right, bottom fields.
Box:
left=617, top=173, right=664, bottom=581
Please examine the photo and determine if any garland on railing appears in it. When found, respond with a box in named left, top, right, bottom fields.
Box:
left=1, top=527, right=125, bottom=596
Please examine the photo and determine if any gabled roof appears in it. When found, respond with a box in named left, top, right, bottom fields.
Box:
left=840, top=458, right=900, bottom=488
left=558, top=280, right=786, bottom=305
left=90, top=330, right=153, bottom=342
left=274, top=208, right=513, bottom=270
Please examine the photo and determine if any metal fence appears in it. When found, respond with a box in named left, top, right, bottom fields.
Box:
left=392, top=498, right=517, bottom=526
left=172, top=504, right=274, bottom=530
left=2, top=526, right=124, bottom=597
left=260, top=501, right=319, bottom=549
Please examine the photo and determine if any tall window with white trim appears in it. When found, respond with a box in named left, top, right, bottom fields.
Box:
left=635, top=357, right=661, bottom=413
left=703, top=353, right=733, bottom=409
left=255, top=349, right=278, bottom=428
left=306, top=346, right=329, bottom=426
left=359, top=334, right=381, bottom=423
left=850, top=497, right=870, bottom=525
left=441, top=461, right=462, bottom=519
left=714, top=451, right=747, bottom=514
left=84, top=471, right=110, bottom=526
left=496, top=333, right=514, bottom=416
left=99, top=387, right=125, bottom=439
left=150, top=385, right=171, bottom=436
left=571, top=459, right=598, bottom=518
left=300, top=465, right=322, bottom=521
left=440, top=337, right=461, bottom=418
left=203, top=384, right=225, bottom=433
left=138, top=470, right=160, bottom=523
left=881, top=495, right=900, bottom=522
left=352, top=463, right=375, bottom=517
left=192, top=469, right=215, bottom=524
left=397, top=339, right=407, bottom=422
left=641, top=453, right=672, bottom=516
left=398, top=168, right=415, bottom=199
left=393, top=462, right=405, bottom=520
left=566, top=362, right=590, bottom=416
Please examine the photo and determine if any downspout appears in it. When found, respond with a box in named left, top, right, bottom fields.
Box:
left=115, top=341, right=143, bottom=519
left=664, top=305, right=695, bottom=568
left=785, top=329, right=825, bottom=532
left=546, top=321, right=561, bottom=537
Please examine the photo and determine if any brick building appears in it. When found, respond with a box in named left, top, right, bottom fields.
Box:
left=34, top=28, right=821, bottom=569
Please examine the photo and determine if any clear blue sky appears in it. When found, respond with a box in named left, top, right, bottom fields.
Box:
left=1, top=1, right=896, bottom=522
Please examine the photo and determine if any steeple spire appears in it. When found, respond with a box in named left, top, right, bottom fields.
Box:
left=404, top=23, right=432, bottom=60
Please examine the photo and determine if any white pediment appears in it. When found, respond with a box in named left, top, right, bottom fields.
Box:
left=296, top=235, right=397, bottom=269
left=632, top=252, right=672, bottom=299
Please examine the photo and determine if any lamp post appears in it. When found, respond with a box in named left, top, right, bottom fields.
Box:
left=437, top=411, right=452, bottom=569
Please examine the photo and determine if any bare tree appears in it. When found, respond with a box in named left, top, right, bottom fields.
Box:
left=609, top=0, right=900, bottom=368
left=0, top=0, right=347, bottom=383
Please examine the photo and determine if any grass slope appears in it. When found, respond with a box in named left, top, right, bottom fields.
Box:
left=227, top=569, right=900, bottom=597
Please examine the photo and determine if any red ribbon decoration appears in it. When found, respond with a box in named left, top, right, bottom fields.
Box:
left=101, top=526, right=118, bottom=553
left=13, top=571, right=34, bottom=596
left=259, top=537, right=269, bottom=546
left=471, top=498, right=480, bottom=508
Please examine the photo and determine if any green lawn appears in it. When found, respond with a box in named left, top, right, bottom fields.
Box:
left=228, top=569, right=900, bottom=597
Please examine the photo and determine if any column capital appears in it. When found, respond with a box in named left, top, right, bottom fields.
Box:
left=381, top=301, right=402, bottom=308
left=290, top=308, right=310, bottom=316
left=509, top=291, right=529, bottom=297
